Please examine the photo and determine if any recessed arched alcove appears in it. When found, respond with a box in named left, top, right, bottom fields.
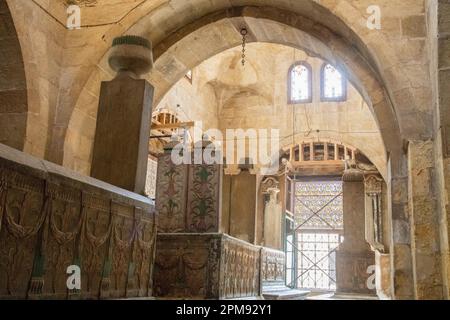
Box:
left=0, top=1, right=28, bottom=150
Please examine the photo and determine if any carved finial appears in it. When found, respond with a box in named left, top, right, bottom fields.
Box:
left=109, top=35, right=154, bottom=78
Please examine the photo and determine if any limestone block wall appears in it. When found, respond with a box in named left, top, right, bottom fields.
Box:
left=0, top=0, right=28, bottom=151
left=408, top=140, right=442, bottom=299
left=0, top=143, right=156, bottom=300
left=438, top=0, right=450, bottom=299
left=428, top=0, right=450, bottom=299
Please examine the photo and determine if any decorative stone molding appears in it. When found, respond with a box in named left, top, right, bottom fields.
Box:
left=343, top=160, right=364, bottom=182
left=365, top=175, right=383, bottom=195
left=261, top=177, right=279, bottom=195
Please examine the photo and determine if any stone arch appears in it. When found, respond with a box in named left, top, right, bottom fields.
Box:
left=0, top=0, right=28, bottom=150
left=62, top=2, right=417, bottom=298
left=60, top=1, right=430, bottom=175
left=68, top=9, right=403, bottom=172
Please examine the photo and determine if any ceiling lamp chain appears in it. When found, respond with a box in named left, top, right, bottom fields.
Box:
left=240, top=28, right=248, bottom=67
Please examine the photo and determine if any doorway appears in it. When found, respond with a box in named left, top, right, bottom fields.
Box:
left=285, top=177, right=343, bottom=292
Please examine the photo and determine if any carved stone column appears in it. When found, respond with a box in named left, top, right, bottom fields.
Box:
left=365, top=175, right=384, bottom=251
left=91, top=36, right=154, bottom=194
left=336, top=164, right=375, bottom=295
left=261, top=177, right=282, bottom=250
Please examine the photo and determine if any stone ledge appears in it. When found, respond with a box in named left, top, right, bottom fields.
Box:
left=0, top=143, right=154, bottom=209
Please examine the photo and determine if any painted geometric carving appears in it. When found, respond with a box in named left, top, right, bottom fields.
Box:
left=156, top=154, right=187, bottom=233
left=187, top=165, right=220, bottom=233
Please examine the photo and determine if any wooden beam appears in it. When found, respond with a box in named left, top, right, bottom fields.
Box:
left=151, top=121, right=195, bottom=131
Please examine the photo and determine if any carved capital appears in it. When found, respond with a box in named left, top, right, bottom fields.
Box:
left=261, top=177, right=279, bottom=194
left=365, top=175, right=383, bottom=195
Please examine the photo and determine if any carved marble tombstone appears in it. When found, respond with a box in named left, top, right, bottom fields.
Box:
left=91, top=36, right=154, bottom=194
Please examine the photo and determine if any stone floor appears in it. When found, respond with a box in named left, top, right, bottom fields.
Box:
left=306, top=292, right=379, bottom=300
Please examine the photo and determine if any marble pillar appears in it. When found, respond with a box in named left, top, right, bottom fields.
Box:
left=91, top=36, right=154, bottom=194
left=336, top=165, right=376, bottom=295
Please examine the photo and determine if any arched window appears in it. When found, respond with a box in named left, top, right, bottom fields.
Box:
left=321, top=64, right=347, bottom=101
left=288, top=62, right=312, bottom=104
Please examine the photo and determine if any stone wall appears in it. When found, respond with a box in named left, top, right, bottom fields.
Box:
left=429, top=0, right=450, bottom=299
left=0, top=0, right=28, bottom=150
left=0, top=143, right=156, bottom=299
left=408, top=140, right=442, bottom=299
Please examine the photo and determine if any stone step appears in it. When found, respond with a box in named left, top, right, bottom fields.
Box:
left=263, top=286, right=310, bottom=300
left=306, top=293, right=379, bottom=300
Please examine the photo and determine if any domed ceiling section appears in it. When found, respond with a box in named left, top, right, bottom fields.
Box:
left=156, top=42, right=387, bottom=177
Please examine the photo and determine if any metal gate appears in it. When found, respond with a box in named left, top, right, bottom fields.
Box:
left=285, top=178, right=343, bottom=291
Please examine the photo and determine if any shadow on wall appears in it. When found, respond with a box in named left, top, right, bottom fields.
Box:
left=0, top=1, right=28, bottom=151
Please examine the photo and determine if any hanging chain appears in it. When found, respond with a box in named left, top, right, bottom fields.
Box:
left=240, top=28, right=248, bottom=67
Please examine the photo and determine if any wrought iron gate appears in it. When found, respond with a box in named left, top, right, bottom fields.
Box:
left=285, top=178, right=343, bottom=291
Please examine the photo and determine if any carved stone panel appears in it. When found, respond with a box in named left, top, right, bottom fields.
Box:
left=0, top=145, right=156, bottom=300
left=127, top=210, right=156, bottom=298
left=0, top=170, right=46, bottom=299
left=43, top=183, right=82, bottom=299
left=219, top=235, right=261, bottom=299
left=156, top=154, right=187, bottom=233
left=261, top=248, right=285, bottom=285
left=80, top=194, right=112, bottom=299
left=187, top=165, right=221, bottom=233
left=154, top=234, right=261, bottom=300
left=108, top=203, right=135, bottom=299
left=154, top=234, right=220, bottom=299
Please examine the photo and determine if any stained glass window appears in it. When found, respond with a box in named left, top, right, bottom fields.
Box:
left=289, top=63, right=312, bottom=103
left=322, top=64, right=346, bottom=101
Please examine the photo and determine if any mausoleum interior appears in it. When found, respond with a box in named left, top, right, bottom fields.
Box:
left=0, top=0, right=449, bottom=300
